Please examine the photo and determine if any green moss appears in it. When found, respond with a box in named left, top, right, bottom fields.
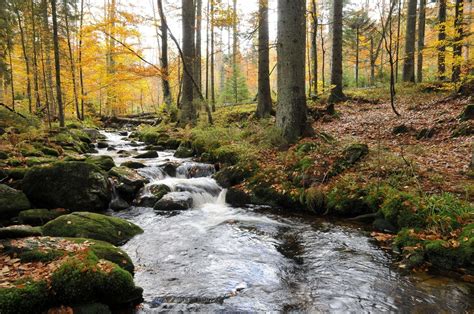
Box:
left=424, top=193, right=473, bottom=235
left=326, top=176, right=373, bottom=217
left=380, top=190, right=425, bottom=229
left=40, top=146, right=60, bottom=157
left=25, top=157, right=55, bottom=167
left=51, top=256, right=141, bottom=306
left=85, top=155, right=116, bottom=171
left=424, top=239, right=473, bottom=270
left=213, top=162, right=256, bottom=188
left=7, top=158, right=22, bottom=167
left=20, top=249, right=64, bottom=263
left=18, top=208, right=68, bottom=226
left=0, top=281, right=49, bottom=314
left=42, top=212, right=143, bottom=245
left=300, top=187, right=326, bottom=214
left=0, top=184, right=31, bottom=219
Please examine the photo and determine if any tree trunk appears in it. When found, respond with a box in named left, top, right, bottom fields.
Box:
left=232, top=0, right=238, bottom=103
left=78, top=0, right=85, bottom=119
left=395, top=0, right=402, bottom=82
left=41, top=0, right=56, bottom=117
left=452, top=0, right=464, bottom=82
left=30, top=0, right=42, bottom=112
left=437, top=0, right=446, bottom=81
left=310, top=0, right=318, bottom=96
left=355, top=27, right=359, bottom=87
left=194, top=0, right=202, bottom=97
left=8, top=50, right=15, bottom=110
left=181, top=0, right=196, bottom=124
left=328, top=0, right=345, bottom=103
left=16, top=9, right=32, bottom=113
left=320, top=23, right=325, bottom=89
left=205, top=0, right=210, bottom=101
left=256, top=0, right=272, bottom=118
left=63, top=0, right=81, bottom=120
left=417, top=0, right=426, bottom=83
left=402, top=0, right=417, bottom=82
left=157, top=0, right=173, bottom=109
left=210, top=1, right=216, bottom=111
left=51, top=0, right=64, bottom=127
left=276, top=0, right=307, bottom=143
left=106, top=0, right=117, bottom=115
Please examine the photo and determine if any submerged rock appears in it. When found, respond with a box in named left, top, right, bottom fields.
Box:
left=22, top=162, right=111, bottom=212
left=42, top=212, right=143, bottom=245
left=121, top=161, right=146, bottom=169
left=153, top=192, right=193, bottom=211
left=160, top=162, right=180, bottom=177
left=0, top=184, right=31, bottom=219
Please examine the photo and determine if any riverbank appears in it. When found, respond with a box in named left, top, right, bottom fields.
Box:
left=0, top=85, right=472, bottom=311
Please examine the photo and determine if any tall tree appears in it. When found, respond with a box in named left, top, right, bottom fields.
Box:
left=41, top=0, right=56, bottom=117
left=256, top=0, right=272, bottom=118
left=181, top=0, right=196, bottom=124
left=417, top=0, right=426, bottom=82
left=437, top=0, right=447, bottom=80
left=402, top=0, right=417, bottom=82
left=310, top=0, right=318, bottom=96
left=78, top=0, right=85, bottom=119
left=29, top=0, right=42, bottom=111
left=51, top=0, right=65, bottom=127
left=14, top=5, right=33, bottom=112
left=452, top=0, right=464, bottom=82
left=232, top=0, right=238, bottom=103
left=157, top=0, right=173, bottom=110
left=276, top=0, right=307, bottom=142
left=194, top=0, right=202, bottom=95
left=328, top=0, right=345, bottom=103
left=210, top=0, right=216, bottom=111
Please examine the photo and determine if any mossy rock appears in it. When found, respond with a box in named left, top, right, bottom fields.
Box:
left=72, top=303, right=112, bottom=314
left=300, top=187, right=327, bottom=214
left=0, top=225, right=42, bottom=239
left=0, top=281, right=49, bottom=314
left=328, top=143, right=369, bottom=178
left=51, top=256, right=142, bottom=306
left=22, top=162, right=111, bottom=212
left=326, top=177, right=374, bottom=217
left=134, top=151, right=158, bottom=159
left=109, top=166, right=148, bottom=201
left=85, top=155, right=116, bottom=171
left=121, top=161, right=146, bottom=169
left=225, top=187, right=251, bottom=207
left=425, top=239, right=473, bottom=270
left=42, top=212, right=143, bottom=245
left=149, top=184, right=171, bottom=200
left=451, top=122, right=474, bottom=138
left=25, top=157, right=56, bottom=167
left=380, top=189, right=426, bottom=229
left=416, top=127, right=436, bottom=140
left=174, top=142, right=195, bottom=158
left=5, top=167, right=28, bottom=180
left=6, top=158, right=22, bottom=167
left=0, top=184, right=31, bottom=219
left=40, top=146, right=60, bottom=157
left=392, top=124, right=412, bottom=135
left=459, top=104, right=474, bottom=121
left=213, top=163, right=254, bottom=188
left=18, top=208, right=69, bottom=226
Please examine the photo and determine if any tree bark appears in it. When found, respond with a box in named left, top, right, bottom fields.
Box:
left=402, top=0, right=417, bottom=82
left=210, top=1, right=216, bottom=111
left=310, top=0, right=318, bottom=96
left=328, top=0, right=345, bottom=103
left=157, top=0, right=173, bottom=110
left=417, top=0, right=426, bottom=83
left=51, top=0, right=65, bottom=127
left=437, top=0, right=447, bottom=81
left=256, top=0, right=272, bottom=118
left=181, top=0, right=196, bottom=124
left=30, top=0, right=42, bottom=112
left=232, top=0, right=238, bottom=103
left=276, top=0, right=307, bottom=143
left=78, top=0, right=85, bottom=119
left=15, top=8, right=32, bottom=113
left=41, top=0, right=56, bottom=117
left=194, top=0, right=202, bottom=96
left=452, top=0, right=464, bottom=82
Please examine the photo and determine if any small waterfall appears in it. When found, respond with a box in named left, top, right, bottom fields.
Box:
left=176, top=162, right=216, bottom=178
left=138, top=166, right=167, bottom=181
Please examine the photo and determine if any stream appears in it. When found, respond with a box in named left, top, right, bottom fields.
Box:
left=96, top=131, right=473, bottom=313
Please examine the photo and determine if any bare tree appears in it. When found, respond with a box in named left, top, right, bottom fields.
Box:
left=51, top=0, right=65, bottom=127
left=256, top=0, right=272, bottom=118
left=328, top=0, right=346, bottom=103
left=181, top=0, right=197, bottom=124
left=437, top=0, right=447, bottom=80
left=402, top=0, right=417, bottom=82
left=452, top=0, right=464, bottom=82
left=417, top=0, right=426, bottom=82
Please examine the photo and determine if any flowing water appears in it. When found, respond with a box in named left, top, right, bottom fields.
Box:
left=97, top=131, right=473, bottom=313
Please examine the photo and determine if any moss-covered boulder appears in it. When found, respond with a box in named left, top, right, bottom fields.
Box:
left=134, top=151, right=158, bottom=159
left=328, top=143, right=369, bottom=178
left=121, top=161, right=146, bottom=169
left=42, top=212, right=143, bottom=245
left=451, top=122, right=474, bottom=138
left=109, top=166, right=148, bottom=202
left=154, top=192, right=193, bottom=211
left=0, top=184, right=31, bottom=219
left=22, top=162, right=111, bottom=212
left=213, top=164, right=253, bottom=188
left=0, top=225, right=42, bottom=239
left=85, top=155, right=116, bottom=171
left=225, top=187, right=251, bottom=207
left=0, top=281, right=49, bottom=314
left=459, top=104, right=474, bottom=121
left=5, top=167, right=28, bottom=180
left=174, top=142, right=195, bottom=158
left=18, top=208, right=69, bottom=226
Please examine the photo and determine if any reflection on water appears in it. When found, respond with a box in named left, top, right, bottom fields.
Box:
left=99, top=131, right=473, bottom=313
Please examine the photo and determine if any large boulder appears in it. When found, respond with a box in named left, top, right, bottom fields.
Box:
left=174, top=142, right=195, bottom=158
left=225, top=187, right=251, bottom=207
left=42, top=212, right=143, bottom=245
left=85, top=155, right=116, bottom=171
left=18, top=208, right=69, bottom=226
left=134, top=151, right=158, bottom=159
left=109, top=167, right=148, bottom=202
left=22, top=162, right=111, bottom=212
left=0, top=184, right=31, bottom=219
left=121, top=161, right=146, bottom=169
left=153, top=192, right=193, bottom=211
left=213, top=165, right=252, bottom=188
left=0, top=225, right=42, bottom=239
